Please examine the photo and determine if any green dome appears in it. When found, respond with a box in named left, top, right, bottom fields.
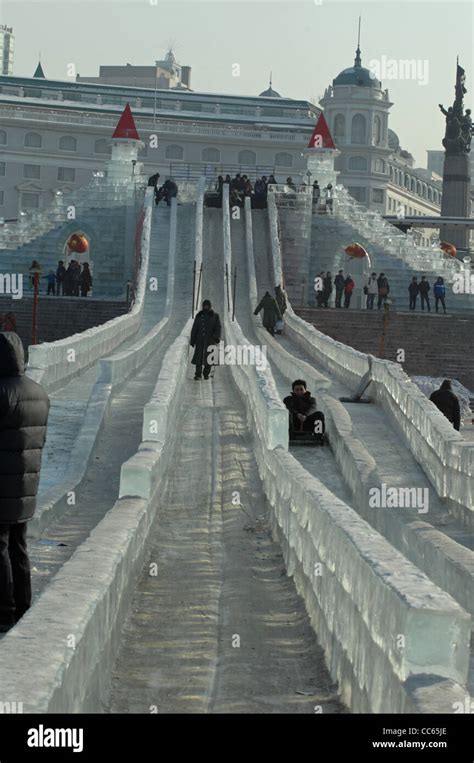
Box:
left=333, top=66, right=380, bottom=88
left=333, top=46, right=381, bottom=89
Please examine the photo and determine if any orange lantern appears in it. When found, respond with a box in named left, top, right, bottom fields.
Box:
left=440, top=241, right=457, bottom=258
left=345, top=243, right=369, bottom=259
left=67, top=233, right=89, bottom=254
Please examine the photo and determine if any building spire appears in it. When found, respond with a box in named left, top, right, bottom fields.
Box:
left=269, top=71, right=272, bottom=88
left=354, top=16, right=362, bottom=68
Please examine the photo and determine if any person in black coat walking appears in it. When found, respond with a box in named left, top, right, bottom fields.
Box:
left=254, top=291, right=281, bottom=335
left=283, top=379, right=325, bottom=438
left=190, top=299, right=221, bottom=380
left=429, top=379, right=461, bottom=431
left=0, top=332, right=50, bottom=632
left=408, top=277, right=419, bottom=311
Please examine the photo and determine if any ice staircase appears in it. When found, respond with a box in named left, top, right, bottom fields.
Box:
left=0, top=177, right=141, bottom=251
left=324, top=187, right=474, bottom=312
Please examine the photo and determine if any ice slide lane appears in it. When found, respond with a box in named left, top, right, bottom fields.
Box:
left=107, top=208, right=346, bottom=713
left=250, top=210, right=473, bottom=555
left=37, top=204, right=171, bottom=498
left=27, top=203, right=196, bottom=605
left=233, top=213, right=354, bottom=502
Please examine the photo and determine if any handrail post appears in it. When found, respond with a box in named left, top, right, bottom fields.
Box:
left=232, top=266, right=237, bottom=321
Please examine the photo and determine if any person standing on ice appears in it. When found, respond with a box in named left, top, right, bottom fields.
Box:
left=0, top=332, right=50, bottom=633
left=190, top=299, right=221, bottom=380
left=429, top=380, right=461, bottom=431
left=254, top=291, right=281, bottom=336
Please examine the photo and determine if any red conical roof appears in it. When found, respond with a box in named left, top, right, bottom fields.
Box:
left=308, top=113, right=335, bottom=149
left=112, top=103, right=140, bottom=140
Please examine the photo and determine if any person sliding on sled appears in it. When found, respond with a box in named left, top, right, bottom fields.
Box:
left=190, top=299, right=221, bottom=380
left=283, top=379, right=325, bottom=443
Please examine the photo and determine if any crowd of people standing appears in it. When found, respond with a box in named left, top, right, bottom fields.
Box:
left=215, top=173, right=278, bottom=209
left=407, top=275, right=447, bottom=314
left=28, top=259, right=93, bottom=297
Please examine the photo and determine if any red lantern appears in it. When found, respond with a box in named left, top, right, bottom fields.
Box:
left=345, top=243, right=369, bottom=259
left=440, top=241, right=457, bottom=258
left=67, top=233, right=89, bottom=254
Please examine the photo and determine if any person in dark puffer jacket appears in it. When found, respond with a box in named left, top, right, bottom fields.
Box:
left=0, top=332, right=50, bottom=632
left=429, top=379, right=461, bottom=432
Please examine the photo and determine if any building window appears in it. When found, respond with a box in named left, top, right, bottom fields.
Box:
left=275, top=152, right=293, bottom=167
left=0, top=130, right=6, bottom=145
left=238, top=150, right=256, bottom=166
left=24, top=164, right=41, bottom=179
left=351, top=114, right=366, bottom=144
left=0, top=191, right=3, bottom=206
left=373, top=188, right=384, bottom=204
left=24, top=132, right=42, bottom=148
left=94, top=138, right=110, bottom=154
left=165, top=144, right=184, bottom=160
left=348, top=156, right=367, bottom=171
left=373, top=115, right=381, bottom=145
left=428, top=187, right=433, bottom=201
left=59, top=135, right=77, bottom=152
left=347, top=186, right=366, bottom=203
left=58, top=167, right=75, bottom=182
left=374, top=158, right=385, bottom=174
left=416, top=181, right=422, bottom=196
left=334, top=114, right=345, bottom=138
left=20, top=192, right=40, bottom=210
left=0, top=162, right=5, bottom=177
left=202, top=147, right=220, bottom=163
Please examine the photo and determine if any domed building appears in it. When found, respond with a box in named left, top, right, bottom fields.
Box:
left=319, top=42, right=393, bottom=210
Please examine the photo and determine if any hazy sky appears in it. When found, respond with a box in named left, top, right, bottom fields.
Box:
left=2, top=0, right=473, bottom=167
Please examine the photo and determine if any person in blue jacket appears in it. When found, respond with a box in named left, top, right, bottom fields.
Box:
left=433, top=277, right=447, bottom=314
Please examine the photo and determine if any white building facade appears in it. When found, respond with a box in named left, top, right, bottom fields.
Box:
left=0, top=71, right=320, bottom=219
left=320, top=45, right=443, bottom=243
left=0, top=50, right=447, bottom=234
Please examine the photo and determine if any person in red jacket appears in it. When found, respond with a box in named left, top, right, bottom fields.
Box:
left=344, top=275, right=355, bottom=308
left=2, top=313, right=16, bottom=332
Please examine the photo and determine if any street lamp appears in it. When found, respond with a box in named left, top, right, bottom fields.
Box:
left=153, top=62, right=159, bottom=126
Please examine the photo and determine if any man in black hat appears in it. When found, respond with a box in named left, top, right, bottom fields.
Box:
left=190, top=300, right=221, bottom=380
left=0, top=332, right=50, bottom=632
